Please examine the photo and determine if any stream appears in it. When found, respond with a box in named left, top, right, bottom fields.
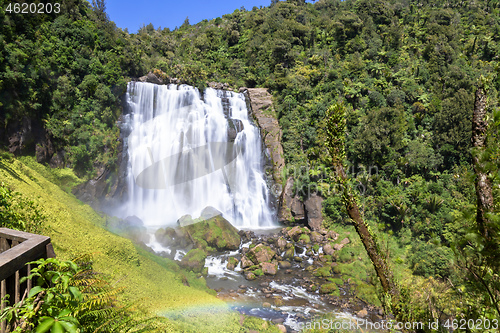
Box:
left=147, top=227, right=386, bottom=332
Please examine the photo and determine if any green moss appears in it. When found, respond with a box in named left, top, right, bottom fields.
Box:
left=328, top=277, right=344, bottom=287
left=312, top=244, right=320, bottom=253
left=355, top=281, right=381, bottom=307
left=313, top=266, right=331, bottom=277
left=253, top=269, right=264, bottom=276
left=180, top=248, right=207, bottom=273
left=338, top=249, right=354, bottom=263
left=298, top=234, right=311, bottom=244
left=227, top=257, right=238, bottom=266
left=319, top=282, right=338, bottom=295
left=321, top=254, right=332, bottom=262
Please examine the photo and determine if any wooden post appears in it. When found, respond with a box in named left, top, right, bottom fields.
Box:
left=0, top=237, right=9, bottom=333
left=0, top=239, right=9, bottom=254
left=1, top=279, right=6, bottom=333
left=27, top=263, right=32, bottom=294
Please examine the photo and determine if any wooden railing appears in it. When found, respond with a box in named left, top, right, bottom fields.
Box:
left=0, top=228, right=55, bottom=333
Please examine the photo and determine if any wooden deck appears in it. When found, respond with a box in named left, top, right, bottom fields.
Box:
left=0, top=228, right=55, bottom=333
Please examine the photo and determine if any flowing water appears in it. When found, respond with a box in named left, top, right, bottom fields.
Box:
left=121, top=82, right=276, bottom=229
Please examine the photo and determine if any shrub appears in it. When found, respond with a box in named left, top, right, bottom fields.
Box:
left=0, top=256, right=163, bottom=332
left=408, top=243, right=453, bottom=278
left=0, top=182, right=45, bottom=233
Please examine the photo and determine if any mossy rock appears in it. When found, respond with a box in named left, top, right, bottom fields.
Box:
left=313, top=266, right=331, bottom=278
left=226, top=256, right=239, bottom=270
left=287, top=225, right=310, bottom=241
left=228, top=256, right=239, bottom=266
left=252, top=269, right=264, bottom=276
left=179, top=248, right=207, bottom=273
left=338, top=249, right=354, bottom=263
left=320, top=254, right=333, bottom=263
left=320, top=282, right=339, bottom=296
left=298, top=233, right=311, bottom=244
left=283, top=247, right=294, bottom=260
left=183, top=215, right=241, bottom=252
left=247, top=244, right=276, bottom=264
left=328, top=277, right=344, bottom=287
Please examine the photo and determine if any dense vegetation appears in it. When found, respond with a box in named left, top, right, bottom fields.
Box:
left=1, top=0, right=499, bottom=331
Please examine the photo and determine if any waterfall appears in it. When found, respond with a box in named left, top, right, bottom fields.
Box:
left=121, top=81, right=276, bottom=229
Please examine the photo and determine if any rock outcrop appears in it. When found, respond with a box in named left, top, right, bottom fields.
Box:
left=304, top=194, right=325, bottom=231
left=72, top=137, right=128, bottom=213
left=2, top=116, right=65, bottom=168
left=138, top=71, right=182, bottom=85
left=279, top=177, right=307, bottom=224
left=245, top=88, right=285, bottom=185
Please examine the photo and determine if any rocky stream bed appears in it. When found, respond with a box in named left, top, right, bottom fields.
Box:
left=203, top=231, right=385, bottom=332
left=111, top=207, right=388, bottom=332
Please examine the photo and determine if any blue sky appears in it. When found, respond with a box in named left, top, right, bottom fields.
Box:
left=105, top=0, right=273, bottom=33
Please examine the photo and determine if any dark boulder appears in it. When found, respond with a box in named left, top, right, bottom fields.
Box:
left=304, top=194, right=324, bottom=231
left=278, top=177, right=306, bottom=224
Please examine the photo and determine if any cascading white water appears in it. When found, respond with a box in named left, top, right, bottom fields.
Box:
left=121, top=81, right=276, bottom=229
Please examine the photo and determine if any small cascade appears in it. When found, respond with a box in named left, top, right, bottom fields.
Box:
left=121, top=82, right=277, bottom=229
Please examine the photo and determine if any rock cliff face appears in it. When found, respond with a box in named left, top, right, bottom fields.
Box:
left=1, top=116, right=64, bottom=167
left=304, top=194, right=324, bottom=232
left=245, top=88, right=325, bottom=230
left=72, top=135, right=128, bottom=213
left=245, top=88, right=285, bottom=184
left=278, top=177, right=304, bottom=224
left=245, top=88, right=292, bottom=222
